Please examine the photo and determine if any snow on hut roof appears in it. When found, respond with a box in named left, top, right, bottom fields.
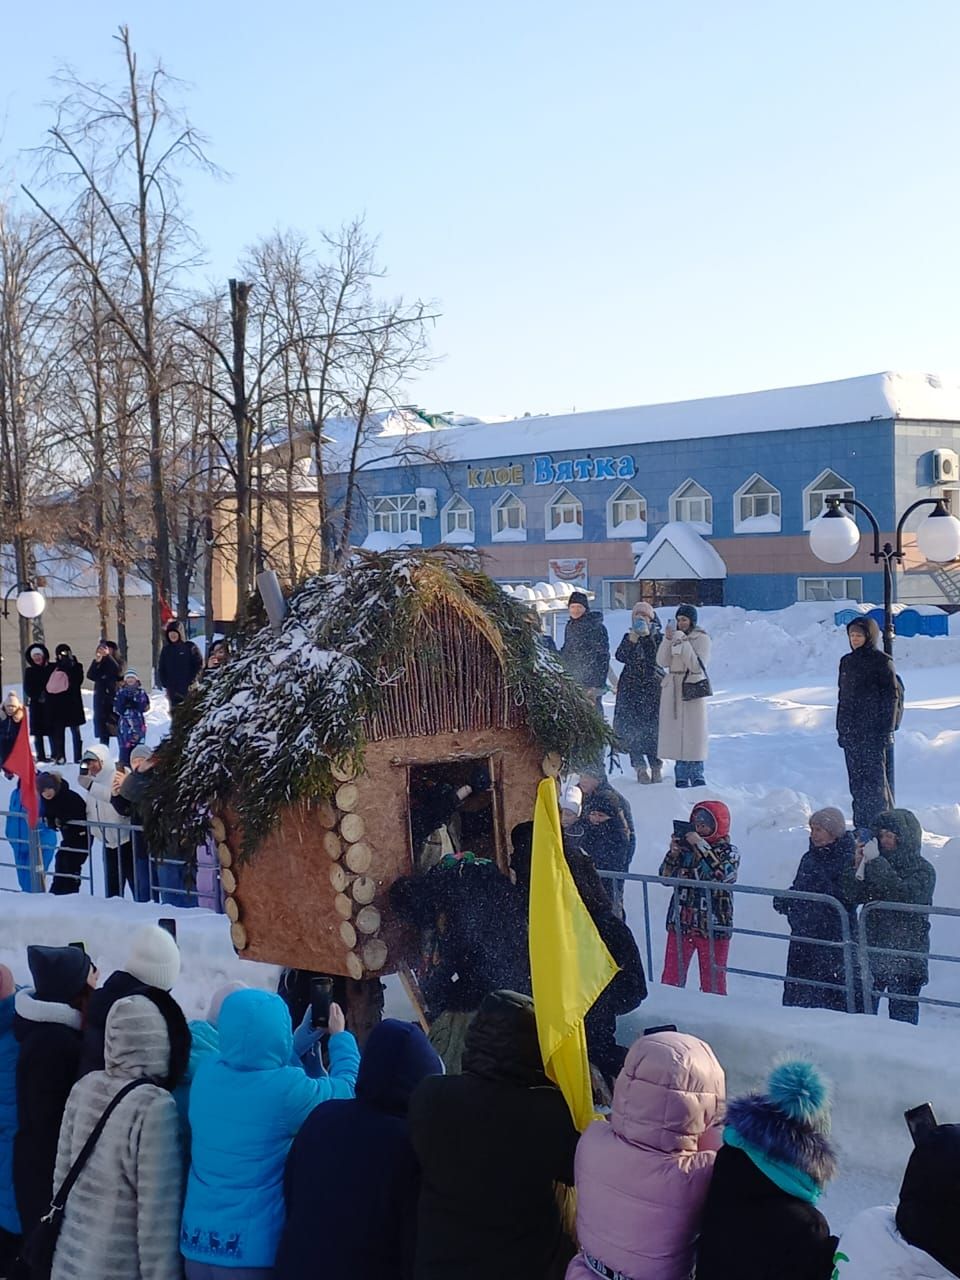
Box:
left=633, top=524, right=728, bottom=582
left=331, top=372, right=960, bottom=472
left=149, top=550, right=611, bottom=856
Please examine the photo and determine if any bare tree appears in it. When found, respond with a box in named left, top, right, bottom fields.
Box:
left=22, top=24, right=216, bottom=672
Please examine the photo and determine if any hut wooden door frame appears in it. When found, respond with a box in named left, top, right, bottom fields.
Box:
left=401, top=750, right=507, bottom=873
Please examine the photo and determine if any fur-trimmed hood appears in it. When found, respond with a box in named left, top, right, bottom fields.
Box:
left=725, top=1093, right=837, bottom=1189
left=13, top=987, right=82, bottom=1030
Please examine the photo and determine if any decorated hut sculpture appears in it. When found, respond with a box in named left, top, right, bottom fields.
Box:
left=150, top=550, right=609, bottom=1006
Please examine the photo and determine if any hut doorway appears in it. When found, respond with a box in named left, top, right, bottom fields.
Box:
left=408, top=757, right=501, bottom=871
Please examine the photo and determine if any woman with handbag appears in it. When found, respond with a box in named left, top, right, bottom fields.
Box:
left=657, top=604, right=712, bottom=788
left=22, top=645, right=53, bottom=764
left=45, top=993, right=188, bottom=1280
left=46, top=646, right=86, bottom=767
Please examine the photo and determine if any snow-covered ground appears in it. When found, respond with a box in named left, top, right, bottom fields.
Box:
left=2, top=599, right=959, bottom=1227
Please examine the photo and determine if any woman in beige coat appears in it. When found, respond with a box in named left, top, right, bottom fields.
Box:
left=657, top=604, right=712, bottom=788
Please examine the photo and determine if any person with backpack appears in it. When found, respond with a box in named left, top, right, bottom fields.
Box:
left=837, top=616, right=899, bottom=829
left=22, top=644, right=53, bottom=763
left=45, top=644, right=86, bottom=766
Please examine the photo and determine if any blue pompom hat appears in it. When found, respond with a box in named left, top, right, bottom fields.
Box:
left=723, top=1060, right=837, bottom=1202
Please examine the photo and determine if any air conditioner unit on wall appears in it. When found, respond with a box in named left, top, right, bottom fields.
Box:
left=932, top=448, right=959, bottom=484
left=415, top=487, right=438, bottom=518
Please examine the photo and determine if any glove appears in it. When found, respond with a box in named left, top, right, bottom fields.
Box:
left=292, top=1006, right=324, bottom=1060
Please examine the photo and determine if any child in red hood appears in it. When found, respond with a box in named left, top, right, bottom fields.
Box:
left=660, top=801, right=739, bottom=995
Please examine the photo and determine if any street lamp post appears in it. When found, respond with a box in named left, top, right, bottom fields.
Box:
left=809, top=495, right=960, bottom=796
left=0, top=580, right=47, bottom=684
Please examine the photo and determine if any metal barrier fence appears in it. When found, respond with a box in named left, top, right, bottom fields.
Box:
left=600, top=869, right=958, bottom=1017
left=0, top=810, right=217, bottom=908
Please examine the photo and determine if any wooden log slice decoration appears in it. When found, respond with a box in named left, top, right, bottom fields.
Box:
left=345, top=951, right=364, bottom=981
left=339, top=920, right=357, bottom=949
left=352, top=875, right=376, bottom=905
left=334, top=893, right=353, bottom=920
left=339, top=813, right=365, bottom=844
left=216, top=842, right=233, bottom=868
left=322, top=831, right=342, bottom=860
left=344, top=842, right=373, bottom=874
left=210, top=816, right=227, bottom=842
left=329, top=864, right=349, bottom=893
left=334, top=782, right=359, bottom=813
left=362, top=938, right=388, bottom=972
left=314, top=800, right=337, bottom=830
left=220, top=866, right=237, bottom=895
left=224, top=896, right=240, bottom=923
left=331, top=760, right=356, bottom=783
left=230, top=921, right=247, bottom=951
left=355, top=905, right=381, bottom=935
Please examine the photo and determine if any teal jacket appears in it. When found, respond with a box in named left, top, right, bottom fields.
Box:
left=180, top=988, right=359, bottom=1269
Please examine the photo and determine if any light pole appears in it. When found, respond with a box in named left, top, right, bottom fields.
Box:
left=0, top=580, right=46, bottom=684
left=809, top=495, right=960, bottom=795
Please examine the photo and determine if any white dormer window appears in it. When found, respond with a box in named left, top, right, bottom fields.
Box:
left=607, top=484, right=648, bottom=538
left=491, top=491, right=527, bottom=542
left=545, top=488, right=583, bottom=541
left=669, top=479, right=713, bottom=533
left=734, top=474, right=782, bottom=533
left=441, top=494, right=475, bottom=543
left=805, top=469, right=854, bottom=529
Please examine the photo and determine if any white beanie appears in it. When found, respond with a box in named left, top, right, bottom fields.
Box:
left=560, top=782, right=583, bottom=817
left=125, top=925, right=181, bottom=991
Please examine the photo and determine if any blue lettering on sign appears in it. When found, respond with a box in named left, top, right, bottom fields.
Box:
left=532, top=453, right=637, bottom=485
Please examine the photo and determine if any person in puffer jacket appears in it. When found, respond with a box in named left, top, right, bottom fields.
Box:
left=696, top=1060, right=838, bottom=1280
left=833, top=1122, right=960, bottom=1279
left=51, top=993, right=188, bottom=1280
left=567, top=1029, right=726, bottom=1280
left=180, top=988, right=360, bottom=1277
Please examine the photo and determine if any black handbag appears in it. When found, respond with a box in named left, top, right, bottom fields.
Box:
left=681, top=655, right=713, bottom=701
left=19, top=1078, right=152, bottom=1279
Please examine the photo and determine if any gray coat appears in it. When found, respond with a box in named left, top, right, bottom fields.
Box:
left=51, top=995, right=183, bottom=1280
left=657, top=628, right=712, bottom=762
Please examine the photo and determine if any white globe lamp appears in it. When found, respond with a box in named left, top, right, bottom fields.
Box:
left=15, top=589, right=45, bottom=620
left=916, top=504, right=960, bottom=564
left=809, top=507, right=861, bottom=564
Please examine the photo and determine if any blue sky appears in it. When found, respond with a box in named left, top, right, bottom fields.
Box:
left=3, top=1, right=960, bottom=419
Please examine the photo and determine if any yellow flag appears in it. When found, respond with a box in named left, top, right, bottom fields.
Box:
left=529, top=776, right=620, bottom=1131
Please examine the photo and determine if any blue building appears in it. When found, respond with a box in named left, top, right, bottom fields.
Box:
left=329, top=372, right=960, bottom=611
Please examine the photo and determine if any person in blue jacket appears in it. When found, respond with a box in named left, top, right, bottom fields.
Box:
left=0, top=965, right=20, bottom=1274
left=275, top=1019, right=443, bottom=1280
left=5, top=784, right=56, bottom=892
left=180, top=987, right=360, bottom=1279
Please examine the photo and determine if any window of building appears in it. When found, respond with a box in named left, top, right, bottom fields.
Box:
left=804, top=469, right=855, bottom=528
left=545, top=487, right=584, bottom=541
left=797, top=577, right=863, bottom=603
left=441, top=494, right=475, bottom=543
left=371, top=493, right=420, bottom=538
left=734, top=474, right=782, bottom=533
left=669, top=479, right=713, bottom=532
left=603, top=580, right=647, bottom=609
left=491, top=491, right=527, bottom=542
left=606, top=484, right=648, bottom=538
left=940, top=488, right=960, bottom=516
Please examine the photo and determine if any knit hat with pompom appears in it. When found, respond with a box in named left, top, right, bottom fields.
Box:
left=723, top=1060, right=837, bottom=1198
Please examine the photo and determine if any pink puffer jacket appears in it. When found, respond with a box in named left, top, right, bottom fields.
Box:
left=567, top=1031, right=725, bottom=1280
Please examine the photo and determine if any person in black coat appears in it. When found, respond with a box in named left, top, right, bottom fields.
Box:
left=842, top=807, right=936, bottom=1024
left=157, top=622, right=203, bottom=711
left=44, top=643, right=86, bottom=764
left=837, top=616, right=898, bottom=829
left=560, top=592, right=610, bottom=709
left=773, top=807, right=859, bottom=1012
left=409, top=989, right=580, bottom=1280
left=13, top=945, right=95, bottom=1242
left=37, top=771, right=91, bottom=895
left=22, top=643, right=52, bottom=762
left=613, top=603, right=664, bottom=783
left=696, top=1060, right=838, bottom=1280
left=86, top=640, right=122, bottom=746
left=275, top=1020, right=443, bottom=1280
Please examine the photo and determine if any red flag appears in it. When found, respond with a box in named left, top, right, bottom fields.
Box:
left=158, top=591, right=175, bottom=626
left=5, top=715, right=39, bottom=828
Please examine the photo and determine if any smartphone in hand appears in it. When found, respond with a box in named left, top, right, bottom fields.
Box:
left=905, top=1103, right=937, bottom=1145
left=157, top=918, right=177, bottom=943
left=310, top=977, right=334, bottom=1030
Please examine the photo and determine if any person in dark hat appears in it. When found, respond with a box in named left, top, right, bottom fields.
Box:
left=837, top=616, right=899, bottom=828
left=13, top=945, right=97, bottom=1242
left=657, top=604, right=712, bottom=787
left=157, top=622, right=203, bottom=712
left=38, top=771, right=91, bottom=895
left=22, top=643, right=52, bottom=762
left=835, top=1121, right=960, bottom=1278
left=696, top=1060, right=838, bottom=1280
left=577, top=765, right=635, bottom=918
left=560, top=592, right=610, bottom=711
left=409, top=990, right=580, bottom=1279
left=86, top=640, right=123, bottom=746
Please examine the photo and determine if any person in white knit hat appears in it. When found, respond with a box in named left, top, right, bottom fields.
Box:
left=79, top=924, right=184, bottom=1077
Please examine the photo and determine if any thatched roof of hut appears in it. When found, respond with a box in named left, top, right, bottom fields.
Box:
left=151, top=550, right=611, bottom=856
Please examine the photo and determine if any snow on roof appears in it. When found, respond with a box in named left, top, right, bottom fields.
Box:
left=1, top=546, right=151, bottom=599
left=633, top=523, right=728, bottom=581
left=337, top=372, right=960, bottom=472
